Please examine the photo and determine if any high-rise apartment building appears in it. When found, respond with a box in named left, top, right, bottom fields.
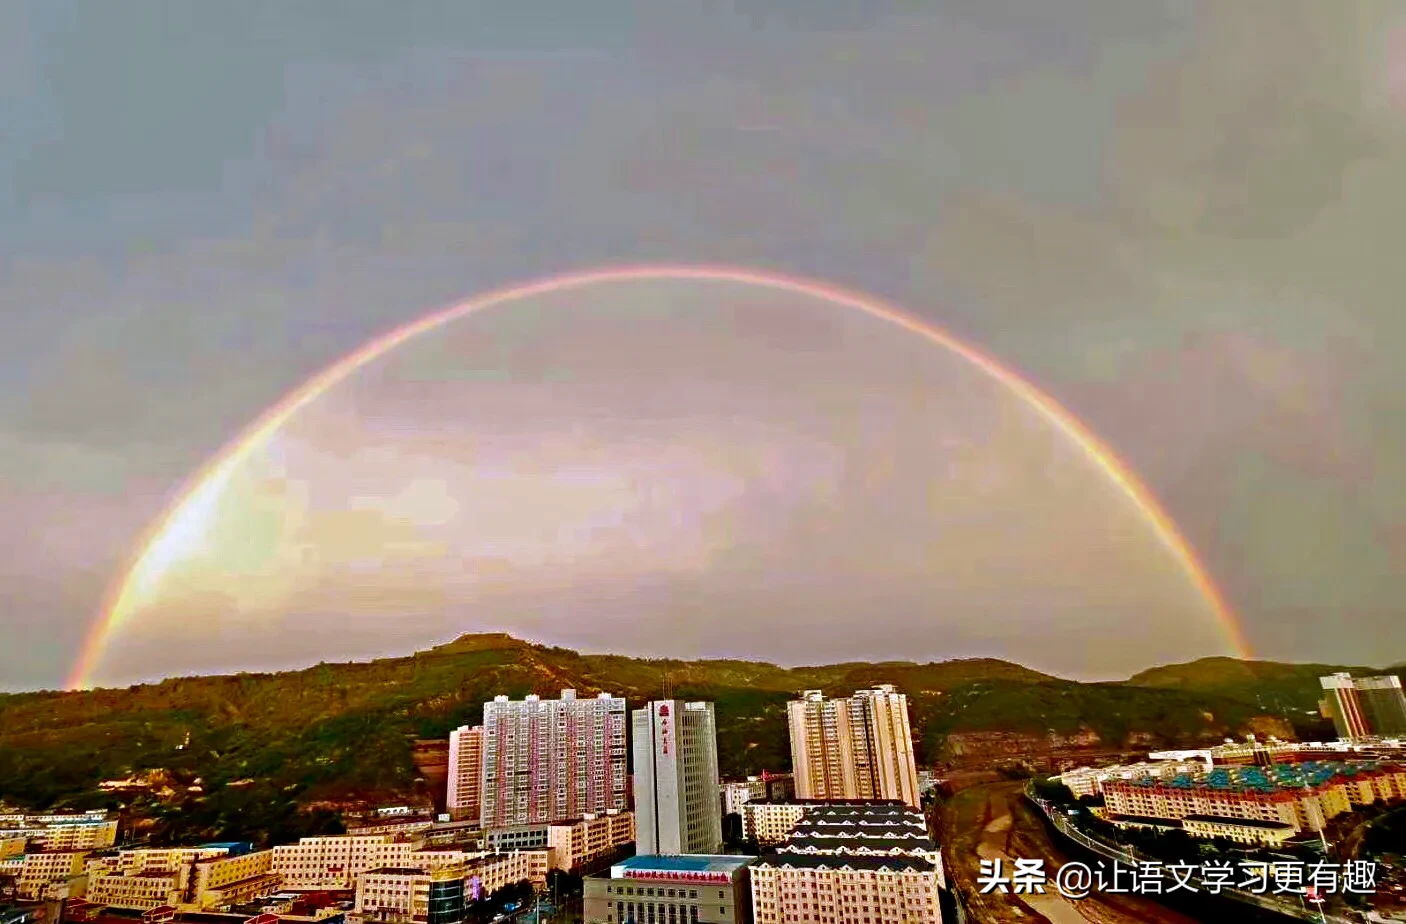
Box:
left=1320, top=673, right=1406, bottom=740
left=446, top=725, right=483, bottom=821
left=787, top=686, right=921, bottom=807
left=1356, top=676, right=1406, bottom=738
left=633, top=700, right=723, bottom=855
left=480, top=689, right=627, bottom=828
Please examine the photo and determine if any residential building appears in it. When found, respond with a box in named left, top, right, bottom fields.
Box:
left=1357, top=675, right=1406, bottom=738
left=1101, top=761, right=1406, bottom=836
left=778, top=804, right=942, bottom=886
left=1321, top=673, right=1377, bottom=740
left=1180, top=816, right=1296, bottom=847
left=86, top=872, right=181, bottom=911
left=480, top=690, right=628, bottom=828
left=83, top=847, right=277, bottom=912
left=583, top=855, right=754, bottom=924
left=749, top=802, right=943, bottom=924
left=749, top=854, right=942, bottom=924
left=740, top=804, right=808, bottom=847
left=483, top=827, right=548, bottom=853
left=787, top=687, right=920, bottom=807
left=1058, top=761, right=1209, bottom=798
left=446, top=727, right=483, bottom=823
left=722, top=781, right=766, bottom=819
left=354, top=852, right=539, bottom=924
left=633, top=701, right=723, bottom=856
left=272, top=835, right=419, bottom=890
left=546, top=813, right=635, bottom=872
left=721, top=775, right=794, bottom=818
left=0, top=820, right=117, bottom=853
left=15, top=853, right=88, bottom=901
left=183, top=850, right=278, bottom=910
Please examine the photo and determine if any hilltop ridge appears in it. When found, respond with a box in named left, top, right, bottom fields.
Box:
left=1, top=633, right=1398, bottom=846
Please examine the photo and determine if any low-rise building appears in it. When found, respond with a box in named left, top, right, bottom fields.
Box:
left=0, top=821, right=117, bottom=853
left=778, top=803, right=942, bottom=888
left=740, top=800, right=911, bottom=848
left=739, top=805, right=807, bottom=847
left=184, top=849, right=279, bottom=910
left=546, top=813, right=634, bottom=872
left=583, top=855, right=754, bottom=924
left=1180, top=816, right=1297, bottom=847
left=482, top=826, right=548, bottom=853
left=354, top=852, right=539, bottom=924
left=747, top=800, right=944, bottom=924
left=15, top=852, right=89, bottom=901
left=272, top=836, right=419, bottom=891
left=749, top=854, right=942, bottom=924
left=1101, top=761, right=1406, bottom=836
left=87, top=871, right=181, bottom=910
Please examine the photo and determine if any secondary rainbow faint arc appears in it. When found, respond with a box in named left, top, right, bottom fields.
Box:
left=68, top=264, right=1252, bottom=689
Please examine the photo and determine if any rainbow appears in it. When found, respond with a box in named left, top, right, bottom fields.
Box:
left=68, top=265, right=1251, bottom=689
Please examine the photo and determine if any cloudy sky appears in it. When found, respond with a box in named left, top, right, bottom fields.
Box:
left=4, top=1, right=1406, bottom=689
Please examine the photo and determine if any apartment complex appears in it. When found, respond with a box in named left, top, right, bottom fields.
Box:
left=445, top=726, right=483, bottom=823
left=480, top=690, right=628, bottom=827
left=633, top=701, right=723, bottom=856
left=1320, top=673, right=1406, bottom=740
left=787, top=687, right=920, bottom=807
left=750, top=804, right=943, bottom=924
left=583, top=855, right=754, bottom=924
left=1101, top=761, right=1406, bottom=836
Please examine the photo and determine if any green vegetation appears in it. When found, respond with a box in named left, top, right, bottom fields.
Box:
left=0, top=634, right=1377, bottom=845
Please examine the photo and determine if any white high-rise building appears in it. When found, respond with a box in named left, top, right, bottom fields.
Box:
left=788, top=685, right=921, bottom=807
left=446, top=725, right=483, bottom=820
left=480, top=689, right=628, bottom=827
left=632, top=700, right=723, bottom=855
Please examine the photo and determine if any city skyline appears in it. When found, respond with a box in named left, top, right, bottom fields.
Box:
left=6, top=2, right=1406, bottom=690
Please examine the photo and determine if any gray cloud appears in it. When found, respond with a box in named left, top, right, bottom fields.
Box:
left=3, top=0, right=1405, bottom=688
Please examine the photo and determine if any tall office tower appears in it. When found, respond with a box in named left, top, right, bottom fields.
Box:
left=1355, top=676, right=1406, bottom=737
left=1320, top=673, right=1372, bottom=740
left=788, top=685, right=921, bottom=807
left=446, top=725, right=483, bottom=821
left=633, top=700, right=723, bottom=855
left=480, top=689, right=628, bottom=828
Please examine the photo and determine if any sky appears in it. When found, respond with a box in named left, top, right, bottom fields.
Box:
left=3, top=0, right=1406, bottom=689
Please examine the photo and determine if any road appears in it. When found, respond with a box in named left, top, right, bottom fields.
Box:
left=943, top=782, right=1204, bottom=924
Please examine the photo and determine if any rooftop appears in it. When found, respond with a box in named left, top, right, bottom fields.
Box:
left=753, top=854, right=935, bottom=873
left=614, top=856, right=753, bottom=874
left=782, top=836, right=936, bottom=852
left=1182, top=815, right=1297, bottom=831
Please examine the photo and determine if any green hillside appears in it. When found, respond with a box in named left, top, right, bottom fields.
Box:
left=0, top=635, right=1389, bottom=846
left=1124, top=656, right=1405, bottom=715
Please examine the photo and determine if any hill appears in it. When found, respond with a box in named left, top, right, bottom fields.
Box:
left=1125, top=656, right=1406, bottom=715
left=0, top=635, right=1383, bottom=845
